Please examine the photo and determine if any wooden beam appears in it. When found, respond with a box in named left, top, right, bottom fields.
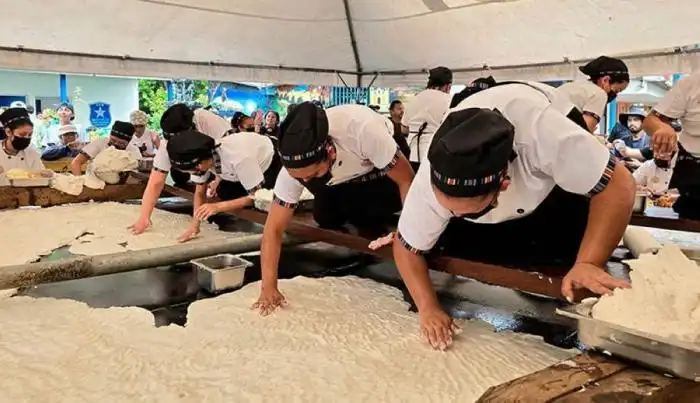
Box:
left=0, top=182, right=146, bottom=210
left=477, top=353, right=628, bottom=402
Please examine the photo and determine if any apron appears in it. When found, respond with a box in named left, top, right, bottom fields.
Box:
left=409, top=122, right=429, bottom=172
left=436, top=186, right=589, bottom=269
left=668, top=144, right=700, bottom=219
left=300, top=168, right=402, bottom=238
left=434, top=83, right=592, bottom=269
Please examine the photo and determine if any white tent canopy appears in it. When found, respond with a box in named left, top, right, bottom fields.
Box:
left=1, top=0, right=699, bottom=86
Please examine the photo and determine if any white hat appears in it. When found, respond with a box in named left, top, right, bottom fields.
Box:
left=58, top=125, right=78, bottom=136
left=130, top=110, right=149, bottom=126
left=10, top=101, right=26, bottom=109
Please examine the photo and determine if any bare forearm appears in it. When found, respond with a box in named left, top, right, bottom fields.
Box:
left=261, top=230, right=283, bottom=289
left=216, top=196, right=253, bottom=213
left=643, top=114, right=669, bottom=134
left=139, top=172, right=166, bottom=220
left=577, top=163, right=635, bottom=266
left=393, top=241, right=440, bottom=312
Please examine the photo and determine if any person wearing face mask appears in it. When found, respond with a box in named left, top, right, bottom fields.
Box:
left=555, top=56, right=630, bottom=133
left=402, top=66, right=453, bottom=171
left=633, top=152, right=677, bottom=196
left=0, top=108, right=45, bottom=185
left=643, top=72, right=700, bottom=219
left=390, top=84, right=635, bottom=350
left=252, top=102, right=415, bottom=315
left=166, top=130, right=281, bottom=242
left=70, top=121, right=141, bottom=175
left=128, top=110, right=161, bottom=157
left=128, top=103, right=234, bottom=235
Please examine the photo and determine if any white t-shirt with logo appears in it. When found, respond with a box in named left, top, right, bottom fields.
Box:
left=189, top=133, right=275, bottom=193
left=396, top=83, right=615, bottom=254
left=153, top=109, right=232, bottom=172
left=401, top=89, right=451, bottom=163
left=273, top=104, right=399, bottom=206
left=633, top=155, right=677, bottom=195
left=129, top=129, right=160, bottom=155
left=654, top=72, right=700, bottom=156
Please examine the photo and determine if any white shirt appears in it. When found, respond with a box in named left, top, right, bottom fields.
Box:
left=633, top=156, right=676, bottom=195
left=190, top=133, right=275, bottom=192
left=397, top=83, right=614, bottom=253
left=273, top=104, right=399, bottom=205
left=0, top=144, right=45, bottom=186
left=401, top=89, right=451, bottom=163
left=81, top=137, right=142, bottom=161
left=554, top=80, right=607, bottom=119
left=129, top=129, right=159, bottom=155
left=153, top=109, right=231, bottom=172
left=654, top=72, right=700, bottom=156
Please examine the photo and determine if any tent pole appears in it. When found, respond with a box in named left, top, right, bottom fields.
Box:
left=341, top=0, right=362, bottom=87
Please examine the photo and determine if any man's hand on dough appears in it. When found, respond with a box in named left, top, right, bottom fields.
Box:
left=419, top=308, right=460, bottom=351
left=561, top=262, right=630, bottom=302
left=252, top=288, right=287, bottom=316
left=368, top=232, right=395, bottom=250
left=128, top=217, right=152, bottom=235
left=177, top=223, right=200, bottom=243
left=194, top=203, right=223, bottom=221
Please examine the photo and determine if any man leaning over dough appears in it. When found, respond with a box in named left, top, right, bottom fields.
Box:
left=392, top=84, right=635, bottom=350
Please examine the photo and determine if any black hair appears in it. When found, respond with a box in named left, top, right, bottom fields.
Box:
left=230, top=111, right=248, bottom=129
left=264, top=110, right=280, bottom=128
left=5, top=120, right=32, bottom=132
left=389, top=100, right=402, bottom=111
left=160, top=103, right=196, bottom=135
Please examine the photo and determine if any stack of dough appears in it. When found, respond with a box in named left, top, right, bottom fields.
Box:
left=592, top=245, right=700, bottom=343
left=50, top=147, right=139, bottom=195
left=623, top=226, right=662, bottom=257
left=0, top=276, right=575, bottom=402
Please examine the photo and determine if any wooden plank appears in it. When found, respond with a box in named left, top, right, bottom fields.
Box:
left=630, top=207, right=700, bottom=233
left=230, top=207, right=575, bottom=299
left=477, top=353, right=628, bottom=403
left=554, top=368, right=700, bottom=402
left=0, top=182, right=146, bottom=209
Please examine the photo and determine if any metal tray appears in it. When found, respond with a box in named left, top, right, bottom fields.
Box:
left=10, top=177, right=51, bottom=187
left=557, top=301, right=700, bottom=381
left=190, top=254, right=252, bottom=293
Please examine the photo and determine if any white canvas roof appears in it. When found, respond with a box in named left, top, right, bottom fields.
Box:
left=1, top=0, right=699, bottom=86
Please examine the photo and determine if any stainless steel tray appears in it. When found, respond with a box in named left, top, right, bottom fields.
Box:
left=191, top=254, right=252, bottom=293
left=557, top=300, right=700, bottom=381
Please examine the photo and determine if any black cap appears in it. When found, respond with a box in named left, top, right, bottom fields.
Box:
left=230, top=111, right=247, bottom=128
left=278, top=101, right=329, bottom=168
left=428, top=108, right=515, bottom=198
left=166, top=130, right=216, bottom=171
left=0, top=108, right=32, bottom=128
left=428, top=66, right=453, bottom=87
left=579, top=56, right=629, bottom=81
left=449, top=76, right=498, bottom=108
left=110, top=121, right=136, bottom=141
left=161, top=103, right=195, bottom=136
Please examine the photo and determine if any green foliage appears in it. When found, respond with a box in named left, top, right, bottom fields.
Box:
left=138, top=80, right=168, bottom=130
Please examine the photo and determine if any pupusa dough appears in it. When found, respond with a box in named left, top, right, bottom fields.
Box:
left=592, top=245, right=700, bottom=343
left=0, top=276, right=576, bottom=402
left=0, top=202, right=225, bottom=267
